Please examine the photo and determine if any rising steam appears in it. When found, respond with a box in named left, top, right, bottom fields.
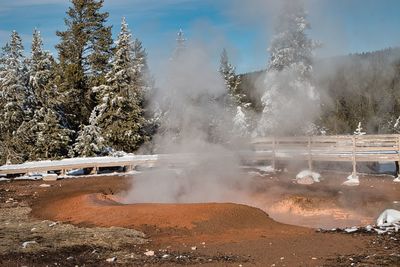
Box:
left=123, top=39, right=251, bottom=204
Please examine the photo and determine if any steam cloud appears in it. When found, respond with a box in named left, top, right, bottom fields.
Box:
left=123, top=41, right=251, bottom=204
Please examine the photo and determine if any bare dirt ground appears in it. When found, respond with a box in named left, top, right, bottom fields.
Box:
left=0, top=172, right=400, bottom=266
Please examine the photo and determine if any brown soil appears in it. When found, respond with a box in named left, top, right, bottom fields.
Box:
left=1, top=173, right=400, bottom=266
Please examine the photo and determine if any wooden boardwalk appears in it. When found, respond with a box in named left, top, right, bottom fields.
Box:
left=1, top=135, right=399, bottom=177
left=250, top=134, right=400, bottom=176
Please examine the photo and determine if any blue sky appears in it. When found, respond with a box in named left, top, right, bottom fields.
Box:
left=1, top=0, right=400, bottom=73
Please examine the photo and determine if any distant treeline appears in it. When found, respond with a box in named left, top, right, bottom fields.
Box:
left=239, top=47, right=400, bottom=135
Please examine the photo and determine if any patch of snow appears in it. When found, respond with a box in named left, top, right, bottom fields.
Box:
left=254, top=165, right=275, bottom=173
left=144, top=250, right=155, bottom=256
left=0, top=155, right=158, bottom=174
left=374, top=228, right=388, bottom=235
left=14, top=175, right=42, bottom=181
left=295, top=170, right=321, bottom=184
left=66, top=169, right=85, bottom=176
left=27, top=172, right=45, bottom=179
left=365, top=225, right=373, bottom=232
left=394, top=177, right=400, bottom=183
left=248, top=171, right=267, bottom=177
left=39, top=184, right=51, bottom=188
left=42, top=173, right=58, bottom=181
left=377, top=209, right=400, bottom=227
left=22, top=241, right=37, bottom=249
left=344, top=226, right=358, bottom=233
left=0, top=177, right=10, bottom=182
left=342, top=174, right=360, bottom=186
left=106, top=257, right=117, bottom=263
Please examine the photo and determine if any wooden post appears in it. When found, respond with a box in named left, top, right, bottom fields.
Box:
left=272, top=137, right=276, bottom=170
left=89, top=166, right=99, bottom=175
left=126, top=165, right=133, bottom=172
left=352, top=136, right=357, bottom=177
left=397, top=135, right=400, bottom=177
left=308, top=136, right=313, bottom=171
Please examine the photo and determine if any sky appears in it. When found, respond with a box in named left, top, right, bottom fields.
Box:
left=0, top=0, right=400, bottom=74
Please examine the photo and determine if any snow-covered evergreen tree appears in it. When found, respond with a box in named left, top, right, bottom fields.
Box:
left=171, top=29, right=186, bottom=61
left=219, top=48, right=243, bottom=108
left=353, top=122, right=366, bottom=135
left=71, top=123, right=105, bottom=157
left=29, top=29, right=56, bottom=107
left=232, top=106, right=250, bottom=137
left=90, top=17, right=148, bottom=152
left=12, top=29, right=71, bottom=162
left=32, top=107, right=72, bottom=159
left=0, top=31, right=29, bottom=163
left=256, top=0, right=319, bottom=136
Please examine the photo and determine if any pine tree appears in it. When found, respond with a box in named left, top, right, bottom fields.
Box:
left=219, top=48, right=243, bottom=108
left=31, top=107, right=72, bottom=159
left=0, top=31, right=29, bottom=164
left=232, top=106, right=249, bottom=137
left=171, top=29, right=186, bottom=61
left=71, top=123, right=105, bottom=157
left=90, top=17, right=147, bottom=152
left=12, top=29, right=71, bottom=162
left=257, top=0, right=319, bottom=136
left=29, top=29, right=57, bottom=107
left=156, top=29, right=188, bottom=142
left=354, top=122, right=366, bottom=135
left=56, top=0, right=113, bottom=130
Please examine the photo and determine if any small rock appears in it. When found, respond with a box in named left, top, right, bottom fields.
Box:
left=39, top=184, right=51, bottom=188
left=31, top=228, right=37, bottom=232
left=106, top=257, right=117, bottom=263
left=49, top=222, right=58, bottom=227
left=311, top=257, right=317, bottom=260
left=191, top=246, right=197, bottom=251
left=144, top=250, right=155, bottom=256
left=162, top=254, right=169, bottom=258
left=280, top=257, right=284, bottom=260
left=67, top=256, right=74, bottom=261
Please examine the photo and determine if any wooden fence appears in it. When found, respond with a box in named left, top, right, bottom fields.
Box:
left=1, top=135, right=399, bottom=177
left=250, top=134, right=400, bottom=176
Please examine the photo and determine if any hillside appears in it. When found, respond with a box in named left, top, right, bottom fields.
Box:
left=239, top=47, right=400, bottom=134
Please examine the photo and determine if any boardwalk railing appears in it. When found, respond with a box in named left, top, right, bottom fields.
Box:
left=0, top=155, right=158, bottom=176
left=250, top=134, right=400, bottom=176
left=1, top=135, right=400, bottom=177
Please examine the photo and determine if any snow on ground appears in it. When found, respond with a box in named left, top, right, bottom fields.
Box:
left=295, top=170, right=321, bottom=184
left=59, top=170, right=142, bottom=179
left=0, top=155, right=159, bottom=176
left=342, top=174, right=360, bottom=186
left=377, top=209, right=400, bottom=227
left=394, top=177, right=400, bottom=183
left=253, top=165, right=275, bottom=173
left=66, top=169, right=86, bottom=176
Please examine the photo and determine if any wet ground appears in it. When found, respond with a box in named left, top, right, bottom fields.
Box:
left=0, top=173, right=400, bottom=266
